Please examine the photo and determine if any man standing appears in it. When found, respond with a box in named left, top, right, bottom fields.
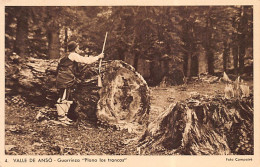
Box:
left=56, top=41, right=104, bottom=125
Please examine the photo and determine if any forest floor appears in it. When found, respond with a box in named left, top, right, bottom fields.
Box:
left=5, top=78, right=253, bottom=155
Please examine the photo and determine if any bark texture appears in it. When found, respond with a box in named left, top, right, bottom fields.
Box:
left=47, top=30, right=60, bottom=59
left=139, top=95, right=253, bottom=155
left=6, top=57, right=150, bottom=134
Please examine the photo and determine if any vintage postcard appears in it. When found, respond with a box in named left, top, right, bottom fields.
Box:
left=0, top=0, right=260, bottom=167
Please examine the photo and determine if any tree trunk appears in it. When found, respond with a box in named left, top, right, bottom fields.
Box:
left=238, top=43, right=245, bottom=74
left=117, top=48, right=125, bottom=61
left=48, top=29, right=60, bottom=59
left=5, top=8, right=14, bottom=50
left=163, top=60, right=169, bottom=75
left=148, top=60, right=156, bottom=86
left=6, top=58, right=150, bottom=134
left=64, top=27, right=68, bottom=53
left=233, top=46, right=239, bottom=75
left=223, top=42, right=229, bottom=72
left=14, top=8, right=28, bottom=58
left=186, top=53, right=192, bottom=78
left=191, top=54, right=198, bottom=76
left=140, top=95, right=253, bottom=155
left=149, top=60, right=165, bottom=86
left=207, top=49, right=214, bottom=75
left=237, top=6, right=247, bottom=75
left=204, top=11, right=215, bottom=75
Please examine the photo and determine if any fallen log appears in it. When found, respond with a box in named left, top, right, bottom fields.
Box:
left=139, top=95, right=253, bottom=155
left=5, top=57, right=150, bottom=133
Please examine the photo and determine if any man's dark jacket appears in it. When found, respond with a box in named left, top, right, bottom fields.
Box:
left=56, top=54, right=79, bottom=89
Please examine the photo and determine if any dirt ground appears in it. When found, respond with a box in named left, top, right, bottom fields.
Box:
left=5, top=79, right=253, bottom=155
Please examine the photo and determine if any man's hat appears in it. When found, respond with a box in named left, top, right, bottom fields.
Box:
left=67, top=41, right=78, bottom=52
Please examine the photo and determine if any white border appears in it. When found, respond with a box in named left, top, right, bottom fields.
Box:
left=1, top=1, right=259, bottom=167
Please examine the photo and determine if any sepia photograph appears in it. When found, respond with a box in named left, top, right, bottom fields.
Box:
left=1, top=2, right=260, bottom=167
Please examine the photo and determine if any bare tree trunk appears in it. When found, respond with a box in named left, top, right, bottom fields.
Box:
left=118, top=48, right=125, bottom=61
left=233, top=46, right=239, bottom=75
left=238, top=43, right=245, bottom=74
left=14, top=8, right=28, bottom=58
left=163, top=60, right=169, bottom=75
left=64, top=27, right=68, bottom=53
left=223, top=42, right=229, bottom=72
left=207, top=49, right=214, bottom=75
left=186, top=53, right=192, bottom=78
left=204, top=10, right=215, bottom=75
left=191, top=54, right=198, bottom=76
left=5, top=8, right=14, bottom=50
left=238, top=6, right=247, bottom=74
left=149, top=60, right=156, bottom=85
left=48, top=29, right=60, bottom=59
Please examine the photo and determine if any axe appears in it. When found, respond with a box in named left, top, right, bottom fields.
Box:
left=98, top=32, right=108, bottom=87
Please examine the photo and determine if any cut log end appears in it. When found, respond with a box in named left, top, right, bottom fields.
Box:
left=74, top=60, right=150, bottom=133
left=97, top=61, right=150, bottom=129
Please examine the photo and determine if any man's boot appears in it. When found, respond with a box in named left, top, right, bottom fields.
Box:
left=55, top=100, right=73, bottom=125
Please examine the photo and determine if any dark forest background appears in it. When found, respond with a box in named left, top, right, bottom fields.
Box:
left=5, top=6, right=253, bottom=86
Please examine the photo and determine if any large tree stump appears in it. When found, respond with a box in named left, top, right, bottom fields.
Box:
left=73, top=60, right=150, bottom=133
left=139, top=95, right=253, bottom=155
left=5, top=56, right=150, bottom=134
